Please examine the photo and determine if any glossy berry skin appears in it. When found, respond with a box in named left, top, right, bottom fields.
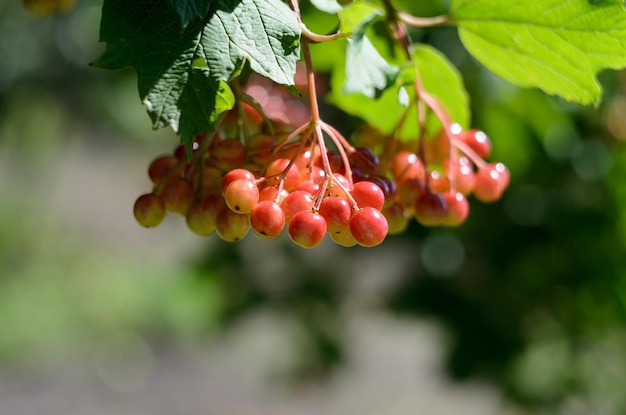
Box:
left=288, top=211, right=327, bottom=248
left=461, top=129, right=491, bottom=159
left=223, top=179, right=259, bottom=213
left=216, top=208, right=250, bottom=242
left=391, top=151, right=424, bottom=181
left=319, top=196, right=352, bottom=233
left=280, top=190, right=314, bottom=223
left=351, top=181, right=385, bottom=210
left=441, top=192, right=469, bottom=227
left=349, top=207, right=388, bottom=247
left=221, top=168, right=256, bottom=193
left=265, top=158, right=300, bottom=191
left=474, top=163, right=507, bottom=203
left=134, top=193, right=166, bottom=228
left=259, top=185, right=289, bottom=203
left=251, top=200, right=285, bottom=239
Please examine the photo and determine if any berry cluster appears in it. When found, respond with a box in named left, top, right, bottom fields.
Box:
left=366, top=125, right=510, bottom=232
left=133, top=61, right=510, bottom=249
left=133, top=117, right=390, bottom=248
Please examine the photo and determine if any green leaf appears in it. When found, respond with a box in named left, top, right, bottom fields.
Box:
left=168, top=0, right=214, bottom=26
left=344, top=34, right=399, bottom=98
left=309, top=0, right=342, bottom=14
left=178, top=72, right=235, bottom=148
left=339, top=2, right=397, bottom=99
left=451, top=0, right=626, bottom=105
left=93, top=0, right=300, bottom=144
left=331, top=43, right=469, bottom=141
left=338, top=1, right=382, bottom=35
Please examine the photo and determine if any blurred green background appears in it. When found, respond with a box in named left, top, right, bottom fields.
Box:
left=2, top=1, right=626, bottom=414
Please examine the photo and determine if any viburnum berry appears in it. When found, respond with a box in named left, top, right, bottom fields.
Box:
left=319, top=196, right=352, bottom=232
left=259, top=185, right=289, bottom=203
left=351, top=180, right=385, bottom=210
left=160, top=177, right=195, bottom=215
left=441, top=192, right=469, bottom=227
left=451, top=157, right=475, bottom=195
left=415, top=192, right=448, bottom=227
left=216, top=208, right=250, bottom=242
left=221, top=168, right=257, bottom=193
left=474, top=163, right=509, bottom=203
left=148, top=155, right=179, bottom=185
left=265, top=158, right=301, bottom=191
left=251, top=200, right=285, bottom=239
left=391, top=151, right=424, bottom=181
left=186, top=199, right=217, bottom=235
left=134, top=193, right=166, bottom=228
left=349, top=207, right=388, bottom=247
left=130, top=71, right=512, bottom=248
left=223, top=179, right=259, bottom=213
left=280, top=190, right=314, bottom=224
left=288, top=210, right=327, bottom=248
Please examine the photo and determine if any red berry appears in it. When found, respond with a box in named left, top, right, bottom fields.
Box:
left=265, top=158, right=300, bottom=191
left=221, top=168, right=256, bottom=193
left=133, top=193, right=166, bottom=228
left=414, top=192, right=447, bottom=226
left=391, top=151, right=424, bottom=181
left=294, top=180, right=320, bottom=195
left=351, top=181, right=385, bottom=210
left=428, top=170, right=450, bottom=193
left=148, top=155, right=179, bottom=185
left=349, top=207, right=388, bottom=247
left=223, top=179, right=259, bottom=213
left=259, top=185, right=289, bottom=203
left=160, top=177, right=195, bottom=215
left=319, top=196, right=352, bottom=232
left=280, top=190, right=314, bottom=224
left=251, top=200, right=285, bottom=239
left=460, top=129, right=491, bottom=159
left=451, top=157, right=475, bottom=195
left=325, top=174, right=350, bottom=198
left=442, top=192, right=469, bottom=227
left=216, top=208, right=250, bottom=242
left=288, top=211, right=327, bottom=248
left=186, top=199, right=217, bottom=235
left=474, top=163, right=507, bottom=203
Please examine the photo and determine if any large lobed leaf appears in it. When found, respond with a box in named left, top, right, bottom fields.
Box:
left=93, top=0, right=300, bottom=146
left=451, top=0, right=626, bottom=105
